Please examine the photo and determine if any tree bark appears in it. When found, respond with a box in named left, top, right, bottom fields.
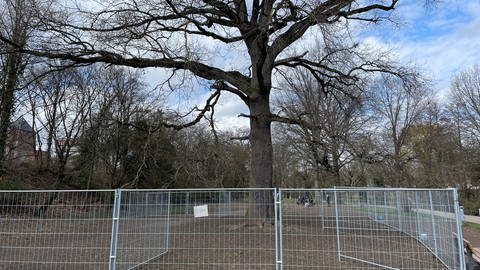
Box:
left=249, top=93, right=274, bottom=221
left=0, top=51, right=22, bottom=175
left=0, top=0, right=28, bottom=176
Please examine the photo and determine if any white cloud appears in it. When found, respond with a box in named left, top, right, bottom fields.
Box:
left=362, top=1, right=480, bottom=96
left=407, top=18, right=479, bottom=90
left=213, top=92, right=249, bottom=131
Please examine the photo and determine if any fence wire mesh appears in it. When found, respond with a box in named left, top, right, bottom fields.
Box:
left=116, top=190, right=170, bottom=269
left=0, top=190, right=113, bottom=270
left=0, top=188, right=465, bottom=270
left=280, top=188, right=464, bottom=270
left=131, top=189, right=277, bottom=270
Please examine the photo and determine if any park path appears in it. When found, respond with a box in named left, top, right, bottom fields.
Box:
left=465, top=215, right=480, bottom=224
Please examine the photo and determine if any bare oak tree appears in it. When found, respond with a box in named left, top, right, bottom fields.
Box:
left=0, top=0, right=416, bottom=219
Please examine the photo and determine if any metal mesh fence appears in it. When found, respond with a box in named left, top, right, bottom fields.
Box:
left=138, top=189, right=277, bottom=270
left=362, top=189, right=465, bottom=270
left=0, top=190, right=114, bottom=270
left=0, top=188, right=466, bottom=270
left=116, top=190, right=170, bottom=269
left=279, top=188, right=464, bottom=270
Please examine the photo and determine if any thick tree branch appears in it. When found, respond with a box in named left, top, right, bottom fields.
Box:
left=270, top=0, right=351, bottom=57
left=0, top=34, right=251, bottom=93
left=230, top=135, right=249, bottom=141
left=338, top=0, right=399, bottom=17
left=164, top=0, right=243, bottom=43
left=164, top=89, right=222, bottom=130
left=270, top=0, right=398, bottom=57
left=116, top=89, right=222, bottom=131
left=212, top=80, right=249, bottom=105
left=238, top=113, right=257, bottom=120
left=270, top=113, right=320, bottom=130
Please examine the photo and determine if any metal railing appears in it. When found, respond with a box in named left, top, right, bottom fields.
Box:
left=0, top=188, right=466, bottom=270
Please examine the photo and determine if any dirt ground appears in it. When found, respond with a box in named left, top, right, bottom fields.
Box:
left=135, top=205, right=449, bottom=270
left=0, top=202, right=463, bottom=270
left=463, top=225, right=480, bottom=270
left=463, top=225, right=480, bottom=247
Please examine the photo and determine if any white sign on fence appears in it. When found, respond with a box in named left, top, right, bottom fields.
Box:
left=194, top=204, right=209, bottom=218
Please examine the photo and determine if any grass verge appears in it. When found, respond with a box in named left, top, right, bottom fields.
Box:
left=463, top=221, right=480, bottom=230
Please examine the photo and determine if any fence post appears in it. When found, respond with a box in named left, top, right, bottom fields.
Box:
left=186, top=191, right=190, bottom=214
left=165, top=192, right=171, bottom=251
left=453, top=188, right=467, bottom=270
left=274, top=189, right=283, bottom=270
left=334, top=188, right=341, bottom=261
left=383, top=191, right=387, bottom=221
left=279, top=190, right=284, bottom=270
left=396, top=191, right=402, bottom=231
left=145, top=192, right=149, bottom=217
left=414, top=192, right=421, bottom=241
left=320, top=191, right=324, bottom=229
left=428, top=190, right=438, bottom=255
left=367, top=191, right=372, bottom=218
left=228, top=191, right=232, bottom=216
left=109, top=189, right=122, bottom=270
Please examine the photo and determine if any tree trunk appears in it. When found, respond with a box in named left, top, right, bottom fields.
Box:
left=45, top=92, right=61, bottom=168
left=249, top=93, right=274, bottom=222
left=0, top=0, right=28, bottom=176
left=0, top=51, right=22, bottom=176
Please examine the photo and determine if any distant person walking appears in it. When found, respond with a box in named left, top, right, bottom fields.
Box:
left=326, top=194, right=331, bottom=207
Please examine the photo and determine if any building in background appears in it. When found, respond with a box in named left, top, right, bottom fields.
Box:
left=5, top=117, right=36, bottom=164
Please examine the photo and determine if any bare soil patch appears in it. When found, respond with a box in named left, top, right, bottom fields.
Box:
left=0, top=203, right=453, bottom=270
left=463, top=225, right=480, bottom=247
left=136, top=208, right=447, bottom=270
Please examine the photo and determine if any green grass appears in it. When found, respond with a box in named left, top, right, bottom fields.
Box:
left=354, top=204, right=455, bottom=221
left=463, top=221, right=480, bottom=230
left=354, top=205, right=417, bottom=217
left=170, top=205, right=191, bottom=214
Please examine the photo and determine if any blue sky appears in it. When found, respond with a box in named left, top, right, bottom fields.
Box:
left=362, top=0, right=480, bottom=92
left=371, top=0, right=474, bottom=42
left=147, top=0, right=480, bottom=131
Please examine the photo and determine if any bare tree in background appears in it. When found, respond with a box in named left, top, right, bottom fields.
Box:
left=366, top=74, right=430, bottom=186
left=32, top=65, right=99, bottom=186
left=404, top=100, right=469, bottom=187
left=74, top=66, right=150, bottom=188
left=450, top=65, right=480, bottom=146
left=276, top=67, right=365, bottom=187
left=172, top=125, right=250, bottom=188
